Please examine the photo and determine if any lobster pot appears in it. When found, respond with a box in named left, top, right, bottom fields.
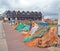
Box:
left=58, top=8, right=60, bottom=35
left=58, top=27, right=60, bottom=35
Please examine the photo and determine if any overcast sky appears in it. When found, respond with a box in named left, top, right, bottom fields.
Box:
left=0, top=0, right=60, bottom=16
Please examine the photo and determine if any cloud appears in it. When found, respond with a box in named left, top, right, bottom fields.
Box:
left=0, top=0, right=60, bottom=15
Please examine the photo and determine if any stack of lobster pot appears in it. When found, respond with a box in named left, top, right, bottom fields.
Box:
left=58, top=8, right=60, bottom=36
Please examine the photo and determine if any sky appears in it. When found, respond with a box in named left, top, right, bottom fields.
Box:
left=0, top=0, right=60, bottom=19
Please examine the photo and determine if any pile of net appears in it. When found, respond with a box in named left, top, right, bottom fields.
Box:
left=12, top=23, right=30, bottom=32
left=11, top=22, right=60, bottom=48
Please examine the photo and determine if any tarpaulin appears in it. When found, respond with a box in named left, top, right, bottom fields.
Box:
left=15, top=23, right=30, bottom=32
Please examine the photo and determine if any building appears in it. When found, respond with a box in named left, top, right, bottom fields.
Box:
left=5, top=10, right=42, bottom=20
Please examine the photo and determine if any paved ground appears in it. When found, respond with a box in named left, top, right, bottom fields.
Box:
left=48, top=47, right=60, bottom=51
left=0, top=21, right=8, bottom=51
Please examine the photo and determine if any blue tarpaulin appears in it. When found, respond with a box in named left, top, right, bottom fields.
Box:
left=39, top=22, right=48, bottom=26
